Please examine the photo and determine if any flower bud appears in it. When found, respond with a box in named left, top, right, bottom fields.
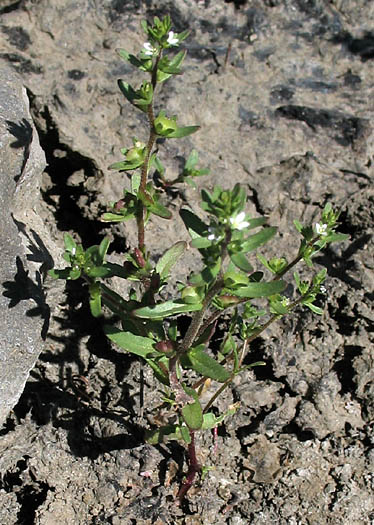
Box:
left=155, top=340, right=175, bottom=354
left=154, top=112, right=178, bottom=136
left=217, top=295, right=242, bottom=307
left=181, top=286, right=202, bottom=304
left=125, top=141, right=146, bottom=163
left=114, top=199, right=125, bottom=210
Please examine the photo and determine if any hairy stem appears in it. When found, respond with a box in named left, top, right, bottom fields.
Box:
left=137, top=52, right=162, bottom=250
left=177, top=431, right=201, bottom=502
left=177, top=278, right=224, bottom=357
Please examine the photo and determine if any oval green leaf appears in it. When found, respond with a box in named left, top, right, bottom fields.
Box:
left=182, top=400, right=203, bottom=430
left=104, top=326, right=157, bottom=358
left=240, top=227, right=277, bottom=253
left=133, top=300, right=202, bottom=320
left=186, top=345, right=231, bottom=383
left=231, top=280, right=286, bottom=298
left=156, top=241, right=187, bottom=280
left=166, top=125, right=200, bottom=139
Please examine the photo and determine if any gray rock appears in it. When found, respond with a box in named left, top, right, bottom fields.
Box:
left=296, top=372, right=364, bottom=439
left=0, top=63, right=47, bottom=427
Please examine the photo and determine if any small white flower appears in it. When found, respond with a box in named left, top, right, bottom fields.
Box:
left=167, top=31, right=178, bottom=46
left=319, top=285, right=327, bottom=294
left=229, top=211, right=249, bottom=231
left=143, top=42, right=156, bottom=56
left=207, top=226, right=219, bottom=241
left=315, top=223, right=328, bottom=237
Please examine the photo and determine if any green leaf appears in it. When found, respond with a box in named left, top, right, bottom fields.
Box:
left=325, top=232, right=349, bottom=243
left=269, top=297, right=289, bottom=315
left=100, top=283, right=129, bottom=315
left=182, top=399, right=203, bottom=430
left=116, top=48, right=145, bottom=69
left=104, top=327, right=158, bottom=358
left=305, top=302, right=323, bottom=315
left=246, top=217, right=267, bottom=230
left=240, top=227, right=277, bottom=253
left=189, top=258, right=221, bottom=287
left=230, top=252, right=253, bottom=272
left=148, top=201, right=172, bottom=219
left=158, top=51, right=187, bottom=75
left=145, top=424, right=180, bottom=445
left=146, top=356, right=170, bottom=386
left=64, top=233, right=77, bottom=254
left=224, top=271, right=249, bottom=287
left=190, top=236, right=212, bottom=249
left=131, top=172, right=141, bottom=193
left=258, top=255, right=288, bottom=275
left=185, top=149, right=198, bottom=170
left=101, top=213, right=128, bottom=223
left=133, top=300, right=202, bottom=320
left=117, top=80, right=152, bottom=112
left=104, top=262, right=132, bottom=279
left=201, top=403, right=240, bottom=430
left=180, top=208, right=208, bottom=236
left=98, top=237, right=110, bottom=262
left=184, top=345, right=231, bottom=383
left=109, top=159, right=143, bottom=171
left=231, top=280, right=286, bottom=298
left=85, top=266, right=113, bottom=278
left=154, top=156, right=165, bottom=177
left=166, top=125, right=200, bottom=138
left=48, top=267, right=74, bottom=280
left=158, top=50, right=186, bottom=74
left=179, top=425, right=192, bottom=443
left=156, top=241, right=187, bottom=280
left=89, top=286, right=102, bottom=318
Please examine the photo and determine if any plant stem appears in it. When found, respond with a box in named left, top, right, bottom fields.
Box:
left=177, top=279, right=223, bottom=357
left=137, top=52, right=162, bottom=250
left=177, top=431, right=201, bottom=502
left=202, top=293, right=308, bottom=412
left=177, top=231, right=230, bottom=357
left=273, top=235, right=320, bottom=280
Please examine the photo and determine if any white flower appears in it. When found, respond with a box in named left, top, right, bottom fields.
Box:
left=167, top=31, right=178, bottom=46
left=319, top=285, right=327, bottom=294
left=315, top=223, right=328, bottom=237
left=229, top=211, right=249, bottom=231
left=207, top=226, right=219, bottom=241
left=143, top=42, right=156, bottom=56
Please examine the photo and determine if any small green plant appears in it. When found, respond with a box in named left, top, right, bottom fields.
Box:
left=50, top=16, right=348, bottom=501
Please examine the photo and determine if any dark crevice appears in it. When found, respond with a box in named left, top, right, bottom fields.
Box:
left=0, top=456, right=52, bottom=525
left=0, top=415, right=16, bottom=435
left=247, top=185, right=266, bottom=216
left=225, top=0, right=247, bottom=8
left=327, top=295, right=356, bottom=337
left=332, top=345, right=362, bottom=395
left=331, top=30, right=374, bottom=61
left=276, top=104, right=369, bottom=147
left=0, top=1, right=23, bottom=15
left=26, top=89, right=111, bottom=249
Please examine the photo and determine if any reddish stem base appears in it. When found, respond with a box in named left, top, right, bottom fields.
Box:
left=177, top=432, right=201, bottom=502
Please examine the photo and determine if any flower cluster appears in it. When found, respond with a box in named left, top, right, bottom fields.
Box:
left=143, top=30, right=179, bottom=56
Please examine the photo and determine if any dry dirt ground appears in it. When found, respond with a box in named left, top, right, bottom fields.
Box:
left=1, top=0, right=374, bottom=523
